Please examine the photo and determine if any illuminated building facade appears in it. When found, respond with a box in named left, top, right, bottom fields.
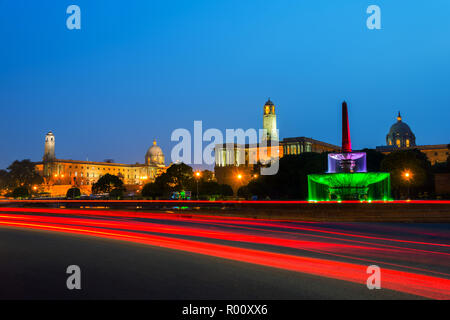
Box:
left=386, top=112, right=416, bottom=148
left=262, top=98, right=278, bottom=141
left=282, top=137, right=339, bottom=155
left=376, top=113, right=449, bottom=165
left=214, top=99, right=339, bottom=193
left=35, top=132, right=166, bottom=195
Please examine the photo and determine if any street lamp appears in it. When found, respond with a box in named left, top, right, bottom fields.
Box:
left=403, top=170, right=413, bottom=200
left=237, top=174, right=242, bottom=180
left=194, top=171, right=201, bottom=200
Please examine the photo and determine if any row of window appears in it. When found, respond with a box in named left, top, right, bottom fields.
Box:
left=55, top=172, right=142, bottom=179
left=388, top=139, right=411, bottom=147
left=66, top=165, right=137, bottom=172
left=284, top=143, right=313, bottom=155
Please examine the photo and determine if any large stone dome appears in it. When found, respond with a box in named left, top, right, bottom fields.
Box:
left=145, top=140, right=165, bottom=166
left=386, top=112, right=416, bottom=148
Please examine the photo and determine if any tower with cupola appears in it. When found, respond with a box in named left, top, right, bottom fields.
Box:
left=43, top=131, right=56, bottom=162
left=262, top=98, right=278, bottom=141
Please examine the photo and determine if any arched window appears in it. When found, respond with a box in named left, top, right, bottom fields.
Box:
left=406, top=139, right=410, bottom=147
left=396, top=139, right=401, bottom=147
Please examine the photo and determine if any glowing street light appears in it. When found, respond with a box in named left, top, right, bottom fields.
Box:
left=237, top=174, right=242, bottom=180
left=403, top=170, right=413, bottom=199
left=194, top=171, right=201, bottom=200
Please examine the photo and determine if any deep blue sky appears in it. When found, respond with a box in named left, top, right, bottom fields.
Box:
left=1, top=1, right=449, bottom=169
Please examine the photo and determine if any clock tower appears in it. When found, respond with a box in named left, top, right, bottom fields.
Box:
left=262, top=98, right=278, bottom=141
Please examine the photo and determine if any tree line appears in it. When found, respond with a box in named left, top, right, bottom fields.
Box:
left=238, top=148, right=450, bottom=200
left=1, top=148, right=449, bottom=199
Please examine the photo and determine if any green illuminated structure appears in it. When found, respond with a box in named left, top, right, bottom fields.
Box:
left=308, top=172, right=391, bottom=201
left=307, top=102, right=391, bottom=201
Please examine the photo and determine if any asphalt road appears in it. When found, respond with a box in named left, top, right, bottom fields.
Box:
left=0, top=207, right=449, bottom=299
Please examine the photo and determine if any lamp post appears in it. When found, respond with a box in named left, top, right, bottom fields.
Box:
left=403, top=170, right=412, bottom=200
left=195, top=171, right=201, bottom=200
left=236, top=174, right=243, bottom=199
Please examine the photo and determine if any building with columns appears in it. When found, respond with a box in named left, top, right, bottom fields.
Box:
left=35, top=132, right=167, bottom=196
left=376, top=112, right=449, bottom=165
left=214, top=99, right=339, bottom=193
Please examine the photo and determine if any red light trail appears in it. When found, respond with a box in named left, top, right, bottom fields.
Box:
left=0, top=207, right=449, bottom=299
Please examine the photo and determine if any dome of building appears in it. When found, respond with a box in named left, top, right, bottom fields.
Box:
left=386, top=112, right=416, bottom=148
left=264, top=98, right=274, bottom=106
left=145, top=139, right=165, bottom=166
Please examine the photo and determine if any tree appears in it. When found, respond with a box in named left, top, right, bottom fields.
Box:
left=380, top=149, right=433, bottom=199
left=447, top=144, right=450, bottom=168
left=92, top=174, right=124, bottom=194
left=0, top=170, right=9, bottom=192
left=200, top=170, right=215, bottom=182
left=219, top=184, right=233, bottom=197
left=362, top=149, right=385, bottom=172
left=141, top=182, right=164, bottom=199
left=238, top=153, right=328, bottom=200
left=109, top=188, right=124, bottom=199
left=11, top=186, right=30, bottom=199
left=66, top=187, right=81, bottom=199
left=196, top=181, right=233, bottom=198
left=4, top=160, right=43, bottom=189
left=154, top=163, right=194, bottom=196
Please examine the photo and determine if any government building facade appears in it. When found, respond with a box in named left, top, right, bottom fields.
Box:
left=214, top=99, right=340, bottom=192
left=376, top=112, right=449, bottom=164
left=35, top=132, right=167, bottom=196
left=214, top=101, right=449, bottom=194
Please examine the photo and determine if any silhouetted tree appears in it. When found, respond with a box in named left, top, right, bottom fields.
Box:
left=196, top=181, right=233, bottom=198
left=92, top=174, right=124, bottom=194
left=66, top=187, right=81, bottom=199
left=4, top=160, right=43, bottom=189
left=238, top=153, right=328, bottom=200
left=154, top=163, right=194, bottom=196
left=11, top=186, right=30, bottom=199
left=199, top=170, right=215, bottom=182
left=447, top=144, right=450, bottom=168
left=142, top=182, right=164, bottom=199
left=0, top=170, right=9, bottom=192
left=380, top=149, right=433, bottom=199
left=362, top=148, right=385, bottom=172
left=109, top=188, right=124, bottom=199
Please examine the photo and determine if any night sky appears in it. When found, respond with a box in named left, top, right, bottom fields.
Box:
left=1, top=1, right=449, bottom=170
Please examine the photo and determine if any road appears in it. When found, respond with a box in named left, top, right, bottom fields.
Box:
left=0, top=207, right=449, bottom=299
